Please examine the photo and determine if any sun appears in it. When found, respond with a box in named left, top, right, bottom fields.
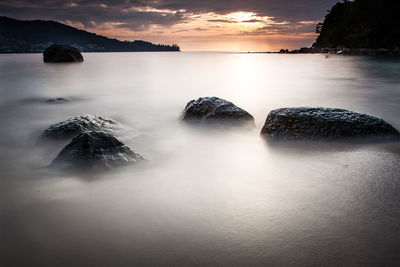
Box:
left=228, top=12, right=257, bottom=22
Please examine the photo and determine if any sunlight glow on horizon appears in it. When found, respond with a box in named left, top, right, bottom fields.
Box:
left=61, top=8, right=319, bottom=52
left=0, top=0, right=338, bottom=51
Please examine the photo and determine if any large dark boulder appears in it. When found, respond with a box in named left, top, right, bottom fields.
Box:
left=43, top=44, right=83, bottom=63
left=261, top=107, right=400, bottom=141
left=50, top=131, right=143, bottom=170
left=40, top=115, right=119, bottom=140
left=182, top=97, right=254, bottom=126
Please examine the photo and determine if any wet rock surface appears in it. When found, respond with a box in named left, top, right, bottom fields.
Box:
left=182, top=97, right=254, bottom=126
left=50, top=131, right=143, bottom=169
left=40, top=115, right=119, bottom=140
left=43, top=44, right=84, bottom=63
left=261, top=107, right=400, bottom=141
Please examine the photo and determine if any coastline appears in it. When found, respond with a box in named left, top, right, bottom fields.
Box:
left=278, top=46, right=400, bottom=56
left=247, top=47, right=400, bottom=56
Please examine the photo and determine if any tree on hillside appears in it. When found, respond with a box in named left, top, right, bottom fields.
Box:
left=313, top=0, right=400, bottom=49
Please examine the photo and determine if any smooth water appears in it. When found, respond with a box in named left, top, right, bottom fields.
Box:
left=1, top=52, right=400, bottom=267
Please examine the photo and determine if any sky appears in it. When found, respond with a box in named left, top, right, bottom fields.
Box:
left=0, top=0, right=339, bottom=51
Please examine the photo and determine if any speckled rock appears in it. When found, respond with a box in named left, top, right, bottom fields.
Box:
left=261, top=107, right=400, bottom=141
left=50, top=131, right=143, bottom=170
left=40, top=115, right=119, bottom=140
left=182, top=97, right=254, bottom=126
left=43, top=44, right=83, bottom=63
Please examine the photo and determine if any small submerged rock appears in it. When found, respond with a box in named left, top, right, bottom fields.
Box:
left=45, top=97, right=71, bottom=104
left=261, top=107, right=400, bottom=141
left=40, top=115, right=119, bottom=140
left=43, top=44, right=83, bottom=63
left=182, top=97, right=254, bottom=126
left=50, top=131, right=143, bottom=170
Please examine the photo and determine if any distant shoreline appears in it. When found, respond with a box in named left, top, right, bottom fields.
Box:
left=0, top=16, right=180, bottom=53
left=247, top=46, right=400, bottom=56
left=0, top=50, right=181, bottom=54
left=2, top=49, right=399, bottom=55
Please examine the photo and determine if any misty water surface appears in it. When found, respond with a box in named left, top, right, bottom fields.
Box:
left=1, top=52, right=400, bottom=267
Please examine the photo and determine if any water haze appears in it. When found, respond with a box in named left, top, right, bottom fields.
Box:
left=1, top=52, right=400, bottom=266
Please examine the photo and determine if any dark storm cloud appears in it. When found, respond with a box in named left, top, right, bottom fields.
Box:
left=0, top=0, right=337, bottom=31
left=0, top=0, right=186, bottom=30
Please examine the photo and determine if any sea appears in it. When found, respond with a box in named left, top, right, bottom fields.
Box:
left=1, top=52, right=400, bottom=266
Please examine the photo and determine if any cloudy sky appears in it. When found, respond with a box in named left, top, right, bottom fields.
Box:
left=0, top=0, right=338, bottom=51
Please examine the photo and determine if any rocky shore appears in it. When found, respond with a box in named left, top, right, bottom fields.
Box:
left=279, top=46, right=400, bottom=56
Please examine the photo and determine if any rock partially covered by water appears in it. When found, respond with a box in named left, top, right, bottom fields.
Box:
left=50, top=131, right=143, bottom=170
left=261, top=107, right=400, bottom=141
left=182, top=97, right=254, bottom=126
left=45, top=97, right=71, bottom=104
left=43, top=44, right=83, bottom=63
left=40, top=115, right=119, bottom=140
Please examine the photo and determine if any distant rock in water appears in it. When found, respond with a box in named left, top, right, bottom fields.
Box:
left=182, top=97, right=254, bottom=126
left=45, top=97, right=71, bottom=104
left=43, top=44, right=83, bottom=63
left=50, top=131, right=143, bottom=170
left=40, top=115, right=118, bottom=140
left=261, top=107, right=400, bottom=141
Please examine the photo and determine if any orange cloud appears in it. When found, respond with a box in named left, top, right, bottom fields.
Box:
left=72, top=10, right=317, bottom=51
left=2, top=0, right=335, bottom=51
